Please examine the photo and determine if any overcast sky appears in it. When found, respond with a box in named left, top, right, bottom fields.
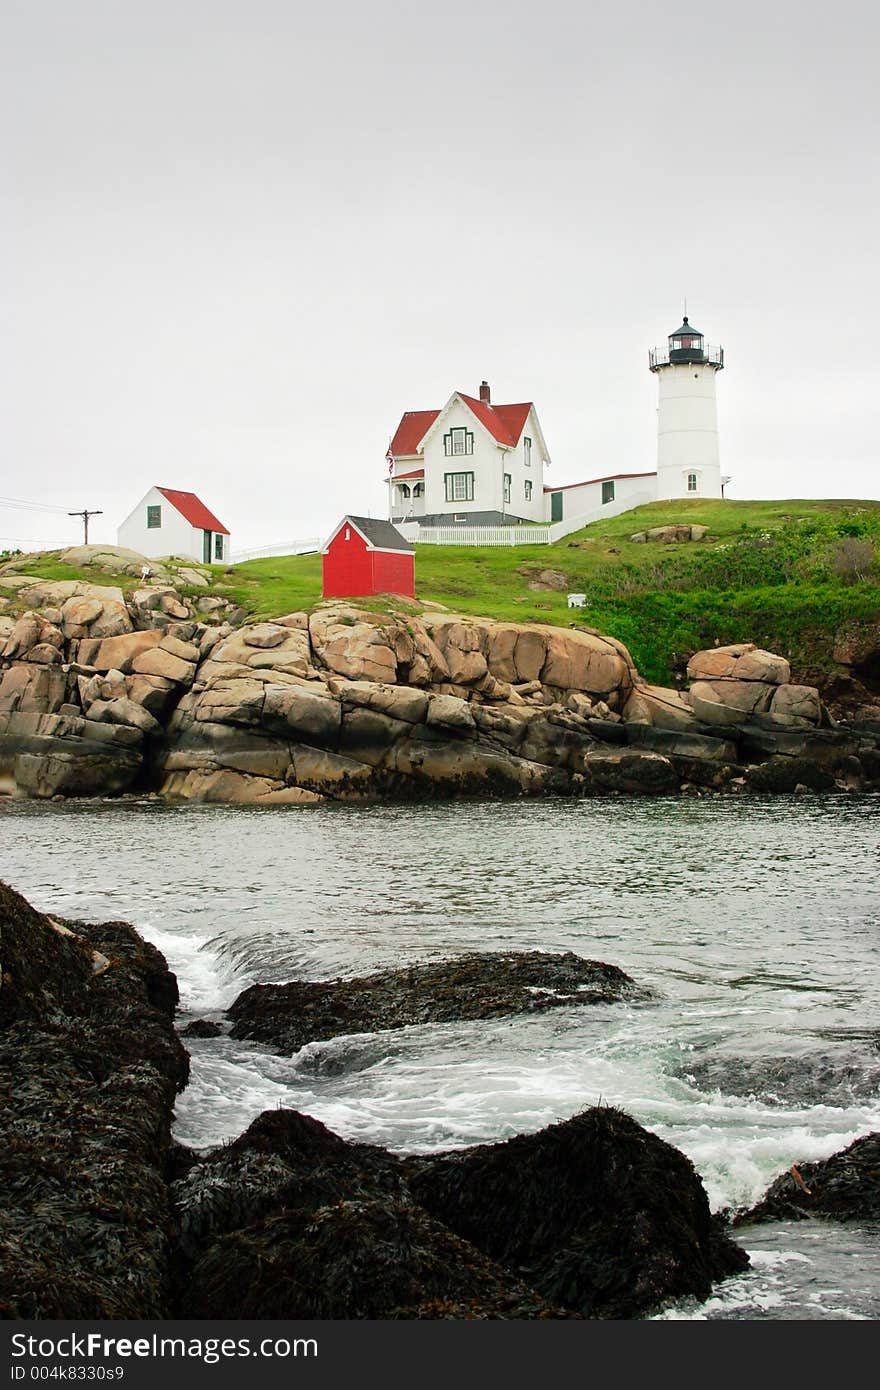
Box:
left=3, top=0, right=879, bottom=554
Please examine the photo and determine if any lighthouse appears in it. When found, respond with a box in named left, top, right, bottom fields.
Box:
left=649, top=315, right=724, bottom=500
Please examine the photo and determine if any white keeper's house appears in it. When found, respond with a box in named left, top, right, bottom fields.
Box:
left=386, top=315, right=726, bottom=532
left=117, top=486, right=231, bottom=563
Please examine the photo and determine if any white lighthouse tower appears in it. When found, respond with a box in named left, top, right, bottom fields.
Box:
left=649, top=315, right=724, bottom=500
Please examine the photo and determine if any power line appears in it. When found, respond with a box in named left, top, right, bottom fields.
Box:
left=0, top=494, right=74, bottom=515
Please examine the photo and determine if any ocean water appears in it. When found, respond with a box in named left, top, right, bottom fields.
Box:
left=2, top=792, right=879, bottom=1319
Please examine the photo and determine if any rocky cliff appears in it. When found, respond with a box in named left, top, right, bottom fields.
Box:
left=2, top=560, right=879, bottom=802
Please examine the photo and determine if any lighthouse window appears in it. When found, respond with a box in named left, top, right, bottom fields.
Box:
left=687, top=473, right=698, bottom=492
left=602, top=481, right=615, bottom=504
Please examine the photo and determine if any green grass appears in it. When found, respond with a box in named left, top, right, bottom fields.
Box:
left=6, top=499, right=880, bottom=684
left=220, top=499, right=880, bottom=683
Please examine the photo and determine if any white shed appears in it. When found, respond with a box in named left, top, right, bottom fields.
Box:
left=117, top=487, right=231, bottom=563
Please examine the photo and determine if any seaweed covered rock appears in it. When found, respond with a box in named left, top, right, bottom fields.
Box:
left=181, top=1197, right=568, bottom=1320
left=407, top=1106, right=749, bottom=1319
left=227, top=951, right=642, bottom=1052
left=179, top=1017, right=223, bottom=1037
left=736, top=1133, right=880, bottom=1226
left=173, top=1109, right=566, bottom=1319
left=0, top=882, right=95, bottom=1024
left=0, top=881, right=188, bottom=1318
left=173, top=1109, right=407, bottom=1264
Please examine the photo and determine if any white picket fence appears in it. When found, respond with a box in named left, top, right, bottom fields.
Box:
left=397, top=490, right=655, bottom=547
left=230, top=488, right=656, bottom=561
left=397, top=523, right=550, bottom=546
left=230, top=538, right=321, bottom=564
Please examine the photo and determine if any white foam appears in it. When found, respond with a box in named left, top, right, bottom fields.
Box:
left=138, top=922, right=251, bottom=1013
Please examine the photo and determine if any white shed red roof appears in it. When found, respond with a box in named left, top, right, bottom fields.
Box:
left=157, top=487, right=229, bottom=534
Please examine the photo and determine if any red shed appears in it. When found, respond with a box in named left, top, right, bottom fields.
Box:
left=322, top=515, right=415, bottom=599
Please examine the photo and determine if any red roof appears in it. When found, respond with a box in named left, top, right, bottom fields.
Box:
left=389, top=410, right=441, bottom=456
left=393, top=468, right=425, bottom=480
left=457, top=395, right=532, bottom=447
left=157, top=487, right=229, bottom=534
left=543, top=472, right=657, bottom=492
left=389, top=393, right=533, bottom=457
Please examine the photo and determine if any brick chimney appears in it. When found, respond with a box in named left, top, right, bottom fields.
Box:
left=479, top=380, right=491, bottom=404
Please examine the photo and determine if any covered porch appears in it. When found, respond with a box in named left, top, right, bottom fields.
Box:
left=388, top=468, right=426, bottom=523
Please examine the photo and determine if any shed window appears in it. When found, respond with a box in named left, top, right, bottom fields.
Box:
left=147, top=505, right=162, bottom=528
left=601, top=480, right=615, bottom=504
left=345, top=527, right=351, bottom=540
left=445, top=471, right=474, bottom=502
left=214, top=534, right=223, bottom=559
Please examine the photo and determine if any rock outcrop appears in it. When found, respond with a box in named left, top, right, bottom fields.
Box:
left=630, top=525, right=710, bottom=543
left=227, top=951, right=644, bottom=1054
left=2, top=573, right=879, bottom=801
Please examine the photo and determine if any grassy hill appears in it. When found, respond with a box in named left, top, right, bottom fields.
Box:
left=217, top=498, right=880, bottom=685
left=6, top=498, right=880, bottom=687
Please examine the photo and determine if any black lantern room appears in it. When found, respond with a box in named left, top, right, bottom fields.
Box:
left=649, top=315, right=724, bottom=371
left=667, top=317, right=705, bottom=362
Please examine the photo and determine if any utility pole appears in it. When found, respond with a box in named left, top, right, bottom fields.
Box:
left=68, top=509, right=103, bottom=545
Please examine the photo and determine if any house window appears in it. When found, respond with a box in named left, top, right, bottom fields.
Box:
left=601, top=481, right=615, bottom=504
left=524, top=479, right=532, bottom=501
left=214, top=534, right=223, bottom=560
left=524, top=436, right=532, bottom=466
left=503, top=474, right=511, bottom=504
left=413, top=482, right=423, bottom=497
left=687, top=472, right=698, bottom=492
left=445, top=471, right=474, bottom=502
left=147, top=505, right=161, bottom=528
left=397, top=483, right=411, bottom=498
left=444, top=428, right=474, bottom=457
